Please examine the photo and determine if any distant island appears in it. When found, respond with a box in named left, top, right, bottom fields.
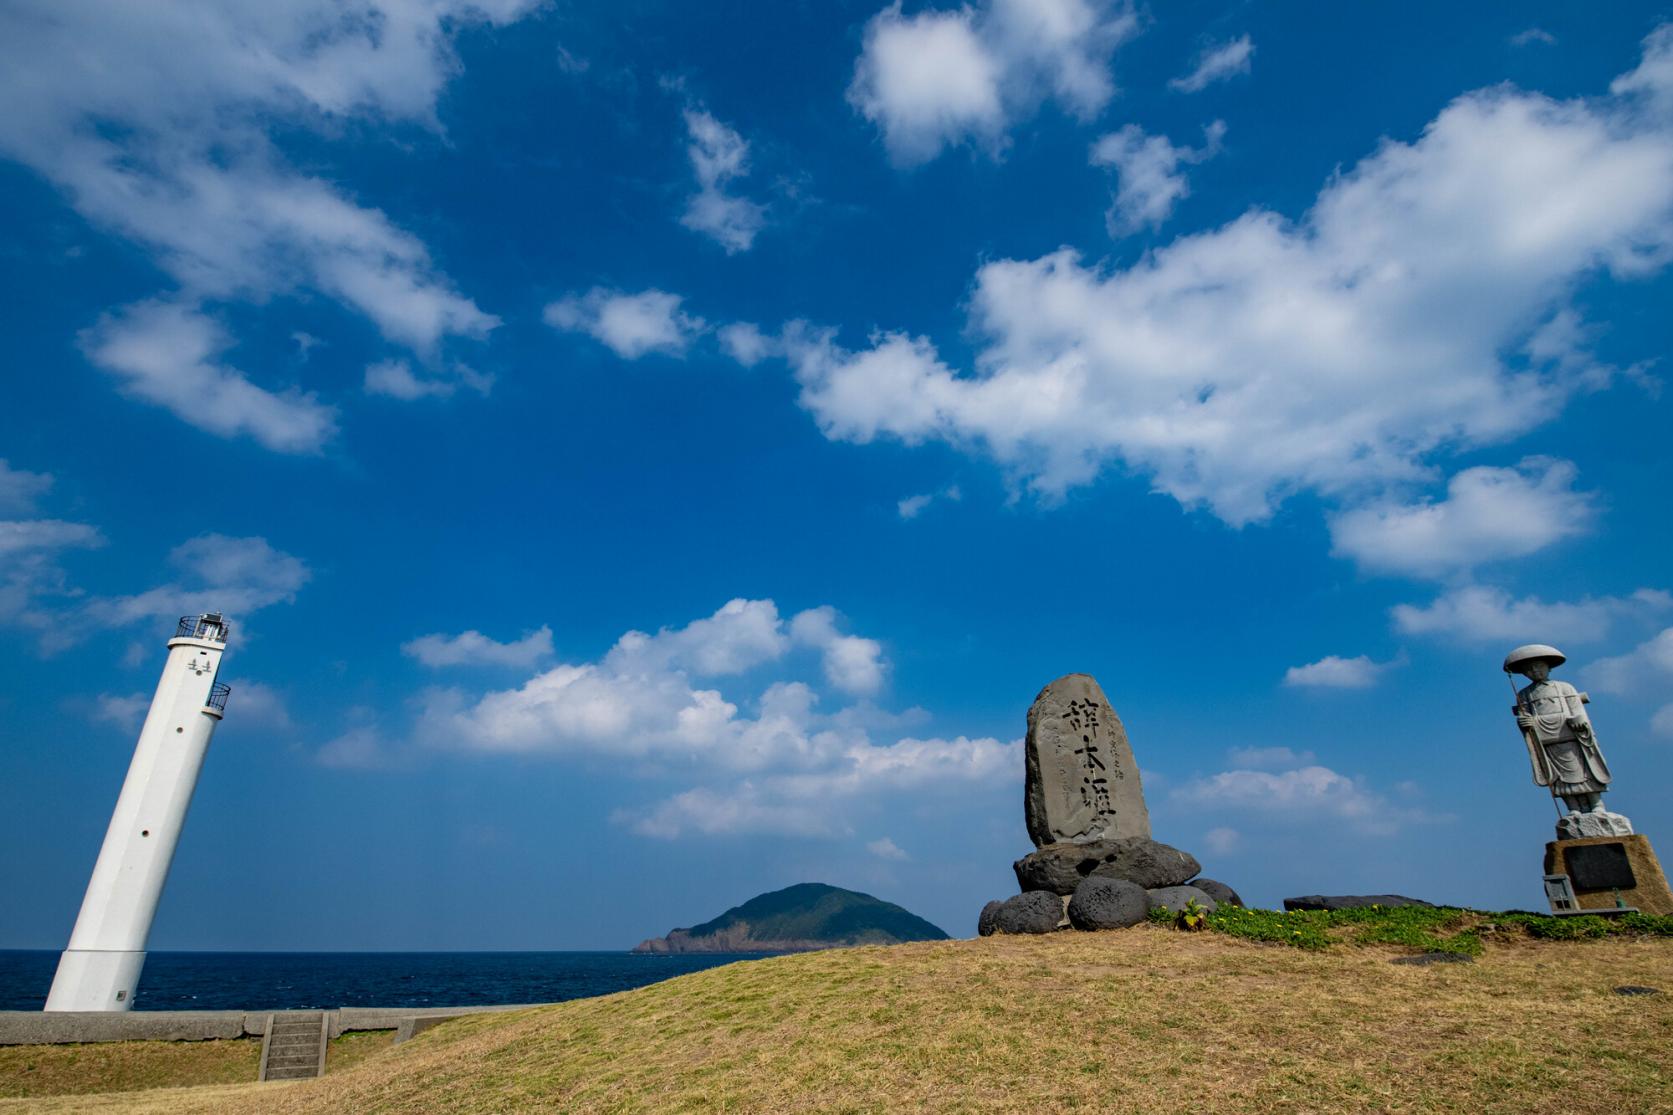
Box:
left=633, top=882, right=950, bottom=953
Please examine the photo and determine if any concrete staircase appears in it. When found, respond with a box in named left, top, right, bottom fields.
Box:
left=259, top=1011, right=327, bottom=1081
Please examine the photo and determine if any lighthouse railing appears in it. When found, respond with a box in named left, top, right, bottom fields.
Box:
left=175, top=615, right=230, bottom=642
left=206, top=682, right=232, bottom=713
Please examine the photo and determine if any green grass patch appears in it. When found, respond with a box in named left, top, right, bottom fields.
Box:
left=1201, top=903, right=1673, bottom=954
left=1486, top=909, right=1673, bottom=940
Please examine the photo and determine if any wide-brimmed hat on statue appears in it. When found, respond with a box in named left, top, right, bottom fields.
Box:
left=1503, top=644, right=1566, bottom=673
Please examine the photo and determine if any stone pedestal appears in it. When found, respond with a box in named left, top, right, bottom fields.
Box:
left=1555, top=810, right=1633, bottom=841
left=1544, top=834, right=1673, bottom=916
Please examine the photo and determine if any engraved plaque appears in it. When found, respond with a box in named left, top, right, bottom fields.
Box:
left=1565, top=842, right=1636, bottom=890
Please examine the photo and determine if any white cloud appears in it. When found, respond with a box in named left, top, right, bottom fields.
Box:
left=1613, top=23, right=1673, bottom=117
left=680, top=108, right=766, bottom=253
left=1170, top=35, right=1254, bottom=93
left=790, top=606, right=887, bottom=696
left=782, top=33, right=1673, bottom=526
left=717, top=322, right=776, bottom=367
left=1330, top=458, right=1595, bottom=578
left=91, top=534, right=311, bottom=632
left=628, top=784, right=838, bottom=838
left=1587, top=627, right=1673, bottom=695
left=0, top=520, right=104, bottom=559
left=1090, top=120, right=1224, bottom=234
left=627, top=734, right=1018, bottom=838
left=1283, top=654, right=1393, bottom=689
left=0, top=516, right=106, bottom=641
left=544, top=288, right=707, bottom=360
left=1225, top=745, right=1316, bottom=769
left=897, top=485, right=960, bottom=521
left=1392, top=586, right=1671, bottom=645
left=0, top=461, right=52, bottom=517
left=317, top=726, right=398, bottom=770
left=228, top=680, right=294, bottom=733
left=1201, top=826, right=1241, bottom=855
left=611, top=598, right=792, bottom=678
left=1173, top=763, right=1436, bottom=836
left=81, top=300, right=337, bottom=454
left=364, top=359, right=460, bottom=401
left=897, top=494, right=933, bottom=520
left=403, top=626, right=555, bottom=670
left=867, top=836, right=910, bottom=860
left=410, top=599, right=998, bottom=838
left=3, top=506, right=308, bottom=651
left=0, top=1, right=518, bottom=445
left=1652, top=703, right=1673, bottom=738
left=848, top=0, right=1139, bottom=166
left=1512, top=28, right=1558, bottom=48
left=90, top=692, right=150, bottom=732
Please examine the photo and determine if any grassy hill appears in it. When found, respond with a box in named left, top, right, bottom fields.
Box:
left=634, top=882, right=949, bottom=951
left=9, top=922, right=1670, bottom=1114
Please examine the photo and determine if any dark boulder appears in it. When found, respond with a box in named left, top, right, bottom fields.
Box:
left=977, top=900, right=1005, bottom=937
left=992, top=890, right=1064, bottom=935
left=1014, top=837, right=1201, bottom=896
left=1146, top=885, right=1216, bottom=914
left=1283, top=894, right=1434, bottom=912
left=1067, top=877, right=1150, bottom=931
left=1188, top=878, right=1243, bottom=907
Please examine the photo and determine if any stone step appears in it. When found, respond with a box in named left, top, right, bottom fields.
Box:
left=258, top=1012, right=327, bottom=1083
left=265, top=1057, right=318, bottom=1070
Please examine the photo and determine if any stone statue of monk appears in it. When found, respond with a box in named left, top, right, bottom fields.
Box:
left=1504, top=644, right=1612, bottom=815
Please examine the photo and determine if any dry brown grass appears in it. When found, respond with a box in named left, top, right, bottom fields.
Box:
left=0, top=1028, right=396, bottom=1103
left=4, top=929, right=1670, bottom=1114
left=0, top=1036, right=259, bottom=1098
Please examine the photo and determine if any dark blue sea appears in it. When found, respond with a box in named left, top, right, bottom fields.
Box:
left=0, top=950, right=761, bottom=1012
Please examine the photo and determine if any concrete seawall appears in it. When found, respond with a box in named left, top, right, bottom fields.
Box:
left=0, top=1003, right=536, bottom=1046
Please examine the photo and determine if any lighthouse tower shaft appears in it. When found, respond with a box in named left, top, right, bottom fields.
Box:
left=44, top=614, right=231, bottom=1012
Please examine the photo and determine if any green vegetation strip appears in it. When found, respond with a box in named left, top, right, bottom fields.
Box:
left=1184, top=904, right=1673, bottom=954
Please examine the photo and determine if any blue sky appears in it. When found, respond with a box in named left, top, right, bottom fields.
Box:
left=3, top=1, right=1673, bottom=950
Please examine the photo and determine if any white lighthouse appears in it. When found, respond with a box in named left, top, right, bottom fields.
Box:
left=44, top=613, right=232, bottom=1012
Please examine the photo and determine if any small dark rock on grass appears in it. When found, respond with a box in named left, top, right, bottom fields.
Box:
left=992, top=890, right=1064, bottom=934
left=977, top=900, right=1005, bottom=937
left=1613, top=985, right=1660, bottom=996
left=1392, top=951, right=1476, bottom=966
left=1284, top=894, right=1434, bottom=912
left=1147, top=885, right=1216, bottom=914
left=1188, top=878, right=1243, bottom=907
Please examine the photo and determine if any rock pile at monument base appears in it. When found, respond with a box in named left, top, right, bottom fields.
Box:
left=978, top=673, right=1245, bottom=937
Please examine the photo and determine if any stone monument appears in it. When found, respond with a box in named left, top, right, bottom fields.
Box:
left=1024, top=673, right=1149, bottom=844
left=1504, top=644, right=1672, bottom=916
left=980, top=673, right=1241, bottom=935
